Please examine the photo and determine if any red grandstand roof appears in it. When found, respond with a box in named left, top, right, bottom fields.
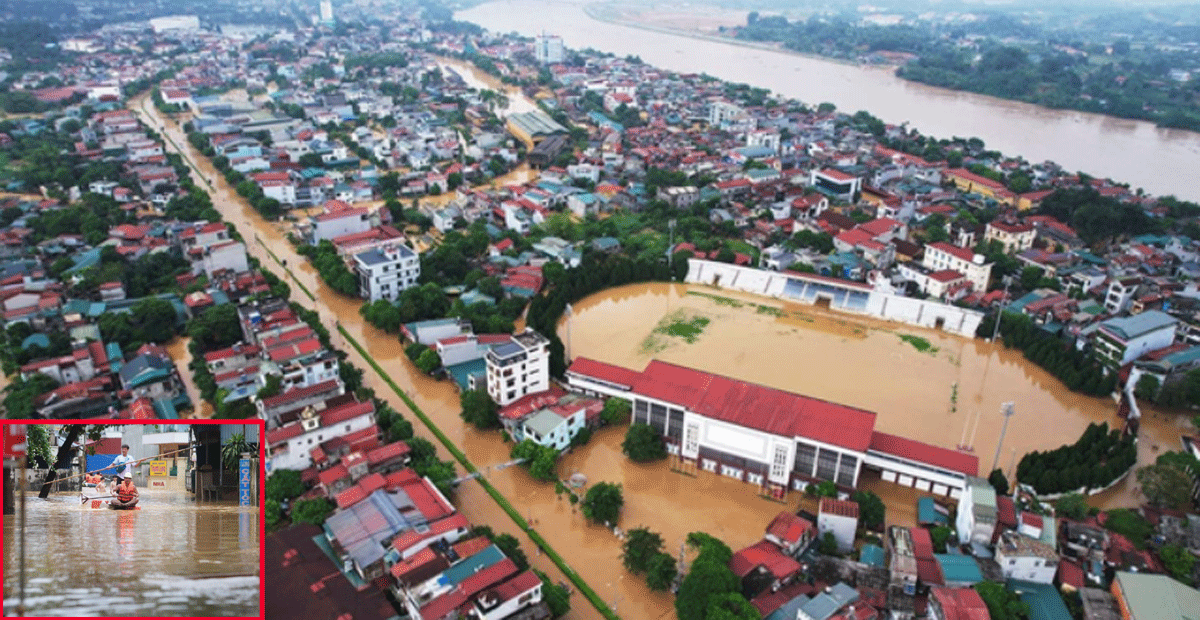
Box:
left=868, top=431, right=978, bottom=477
left=635, top=360, right=877, bottom=452
left=565, top=357, right=643, bottom=388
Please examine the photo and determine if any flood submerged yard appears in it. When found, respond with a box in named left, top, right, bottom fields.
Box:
left=3, top=490, right=260, bottom=617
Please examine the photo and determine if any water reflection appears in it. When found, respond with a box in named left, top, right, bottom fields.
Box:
left=3, top=491, right=260, bottom=617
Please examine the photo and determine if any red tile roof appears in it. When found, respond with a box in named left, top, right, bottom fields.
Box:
left=366, top=441, right=409, bottom=465
left=1056, top=560, right=1084, bottom=590
left=868, top=431, right=978, bottom=477
left=765, top=511, right=814, bottom=545
left=729, top=540, right=802, bottom=579
left=929, top=269, right=965, bottom=283
left=419, top=558, right=518, bottom=620
left=635, top=360, right=877, bottom=452
left=565, top=357, right=643, bottom=388
left=261, top=379, right=340, bottom=409
left=820, top=497, right=860, bottom=519
left=451, top=536, right=492, bottom=561
left=318, top=464, right=349, bottom=487
left=928, top=242, right=976, bottom=263
left=817, top=168, right=857, bottom=182
left=929, top=587, right=990, bottom=620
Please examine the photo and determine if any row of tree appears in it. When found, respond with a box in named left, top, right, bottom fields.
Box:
left=1015, top=422, right=1136, bottom=495
left=295, top=240, right=359, bottom=297
left=622, top=527, right=678, bottom=592
left=185, top=130, right=283, bottom=220
left=977, top=312, right=1116, bottom=397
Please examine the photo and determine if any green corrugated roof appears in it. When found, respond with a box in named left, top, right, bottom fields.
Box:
left=524, top=409, right=565, bottom=438
left=1006, top=580, right=1073, bottom=620
left=1112, top=571, right=1200, bottom=620
left=858, top=544, right=885, bottom=567
left=935, top=554, right=983, bottom=584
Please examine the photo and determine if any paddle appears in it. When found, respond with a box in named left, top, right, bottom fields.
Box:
left=81, top=494, right=117, bottom=504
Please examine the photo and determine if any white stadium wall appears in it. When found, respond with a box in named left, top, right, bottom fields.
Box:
left=685, top=259, right=983, bottom=337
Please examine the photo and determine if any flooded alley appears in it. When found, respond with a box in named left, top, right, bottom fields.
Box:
left=3, top=490, right=260, bottom=617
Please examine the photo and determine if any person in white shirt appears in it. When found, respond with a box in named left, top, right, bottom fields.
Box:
left=110, top=445, right=136, bottom=480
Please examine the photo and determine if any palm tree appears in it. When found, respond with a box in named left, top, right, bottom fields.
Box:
left=221, top=433, right=258, bottom=471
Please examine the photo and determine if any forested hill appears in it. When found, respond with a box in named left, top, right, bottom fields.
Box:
left=734, top=10, right=1200, bottom=131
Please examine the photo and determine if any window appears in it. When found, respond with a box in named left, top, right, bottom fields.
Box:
left=345, top=425, right=351, bottom=432
left=684, top=423, right=699, bottom=454
left=814, top=448, right=839, bottom=482
left=771, top=444, right=789, bottom=480
left=793, top=442, right=816, bottom=476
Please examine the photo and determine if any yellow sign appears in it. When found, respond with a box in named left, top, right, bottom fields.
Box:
left=149, top=461, right=170, bottom=476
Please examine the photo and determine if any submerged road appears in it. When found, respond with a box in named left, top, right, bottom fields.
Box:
left=131, top=94, right=613, bottom=620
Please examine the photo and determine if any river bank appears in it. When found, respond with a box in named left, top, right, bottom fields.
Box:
left=582, top=2, right=863, bottom=70
left=457, top=0, right=1200, bottom=202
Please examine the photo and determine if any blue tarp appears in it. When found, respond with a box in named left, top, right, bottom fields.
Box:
left=86, top=453, right=118, bottom=476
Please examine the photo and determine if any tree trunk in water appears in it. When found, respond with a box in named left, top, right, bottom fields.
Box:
left=3, top=467, right=12, bottom=515
left=37, top=426, right=83, bottom=499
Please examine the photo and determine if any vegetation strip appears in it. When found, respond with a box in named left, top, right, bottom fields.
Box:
left=334, top=324, right=619, bottom=620
left=256, top=238, right=316, bottom=301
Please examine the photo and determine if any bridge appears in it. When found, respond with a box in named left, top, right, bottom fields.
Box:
left=451, top=458, right=527, bottom=485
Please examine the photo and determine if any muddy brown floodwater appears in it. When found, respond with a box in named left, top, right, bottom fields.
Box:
left=3, top=490, right=259, bottom=616
left=558, top=283, right=1199, bottom=512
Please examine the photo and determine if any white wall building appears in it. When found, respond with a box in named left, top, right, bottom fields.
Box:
left=955, top=476, right=998, bottom=547
left=534, top=34, right=564, bottom=64
left=310, top=207, right=371, bottom=245
left=1094, top=310, right=1178, bottom=369
left=923, top=242, right=993, bottom=293
left=995, top=532, right=1059, bottom=584
left=486, top=329, right=550, bottom=407
left=353, top=244, right=420, bottom=302
left=194, top=240, right=250, bottom=278
left=265, top=399, right=375, bottom=471
left=817, top=498, right=859, bottom=553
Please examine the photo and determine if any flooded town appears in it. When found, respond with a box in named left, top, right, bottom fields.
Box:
left=3, top=423, right=260, bottom=616
left=1, top=0, right=1200, bottom=620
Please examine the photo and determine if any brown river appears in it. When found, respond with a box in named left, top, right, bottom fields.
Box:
left=457, top=0, right=1200, bottom=203
left=3, top=490, right=260, bottom=617
left=131, top=87, right=1198, bottom=620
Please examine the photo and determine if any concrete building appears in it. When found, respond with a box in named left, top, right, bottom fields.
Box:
left=353, top=244, right=420, bottom=302
left=522, top=407, right=584, bottom=451
left=534, top=33, right=564, bottom=64
left=567, top=356, right=979, bottom=497
left=927, top=587, right=990, bottom=620
left=984, top=220, right=1036, bottom=254
left=817, top=498, right=859, bottom=553
left=265, top=398, right=375, bottom=471
left=955, top=476, right=997, bottom=549
left=1104, top=277, right=1141, bottom=314
left=309, top=202, right=371, bottom=245
left=1093, top=310, right=1178, bottom=370
left=486, top=329, right=550, bottom=407
left=995, top=531, right=1058, bottom=584
left=809, top=168, right=862, bottom=202
left=923, top=242, right=993, bottom=293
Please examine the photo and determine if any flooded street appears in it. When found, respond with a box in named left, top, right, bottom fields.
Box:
left=3, top=490, right=259, bottom=617
left=559, top=283, right=1198, bottom=510
left=163, top=337, right=213, bottom=419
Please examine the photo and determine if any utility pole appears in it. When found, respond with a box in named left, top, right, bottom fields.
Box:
left=667, top=218, right=677, bottom=279
left=565, top=302, right=573, bottom=364
left=990, top=276, right=1013, bottom=343
left=991, top=402, right=1016, bottom=473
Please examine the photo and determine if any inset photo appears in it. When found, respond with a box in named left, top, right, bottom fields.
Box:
left=3, top=421, right=263, bottom=618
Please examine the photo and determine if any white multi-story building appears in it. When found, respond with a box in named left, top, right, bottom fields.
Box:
left=995, top=531, right=1058, bottom=584
left=923, top=242, right=993, bottom=293
left=310, top=205, right=371, bottom=245
left=353, top=244, right=420, bottom=302
left=1093, top=310, right=1178, bottom=370
left=265, top=398, right=375, bottom=471
left=817, top=498, right=859, bottom=553
left=955, top=476, right=997, bottom=548
left=984, top=220, right=1036, bottom=254
left=192, top=240, right=249, bottom=278
left=534, top=33, right=564, bottom=64
left=486, top=329, right=550, bottom=407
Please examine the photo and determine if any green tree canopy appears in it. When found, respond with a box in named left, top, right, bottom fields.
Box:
left=622, top=423, right=667, bottom=462
left=581, top=481, right=623, bottom=525
left=460, top=389, right=500, bottom=430
left=622, top=526, right=665, bottom=574
left=645, top=552, right=678, bottom=592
